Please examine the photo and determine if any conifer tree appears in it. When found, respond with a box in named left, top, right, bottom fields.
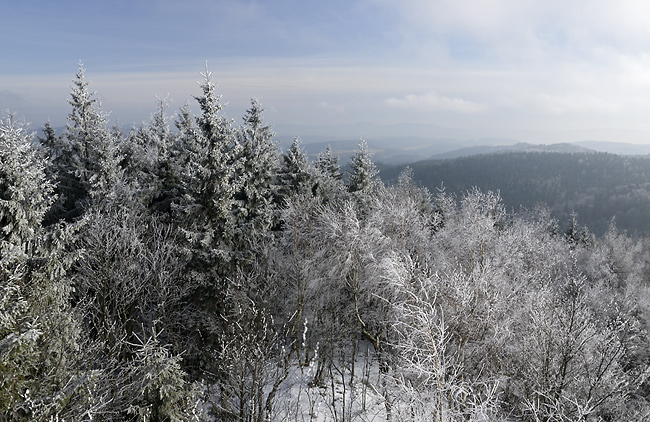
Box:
left=66, top=65, right=118, bottom=185
left=176, top=66, right=240, bottom=281
left=0, top=113, right=55, bottom=249
left=37, top=121, right=60, bottom=164
left=144, top=101, right=197, bottom=219
left=276, top=137, right=315, bottom=202
left=315, top=145, right=345, bottom=202
left=172, top=67, right=243, bottom=372
left=149, top=96, right=173, bottom=159
left=173, top=102, right=200, bottom=166
left=565, top=210, right=595, bottom=247
left=122, top=97, right=176, bottom=211
left=233, top=98, right=279, bottom=265
left=346, top=138, right=381, bottom=219
left=46, top=64, right=123, bottom=220
left=316, top=145, right=342, bottom=181
left=347, top=138, right=379, bottom=195
left=0, top=112, right=88, bottom=420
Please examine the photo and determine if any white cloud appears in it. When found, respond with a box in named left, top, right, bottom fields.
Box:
left=316, top=101, right=346, bottom=113
left=536, top=93, right=621, bottom=115
left=385, top=91, right=486, bottom=113
left=370, top=0, right=650, bottom=66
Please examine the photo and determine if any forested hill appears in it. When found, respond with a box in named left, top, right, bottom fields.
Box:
left=379, top=151, right=650, bottom=236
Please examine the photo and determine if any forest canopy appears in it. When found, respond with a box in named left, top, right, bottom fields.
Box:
left=2, top=65, right=650, bottom=421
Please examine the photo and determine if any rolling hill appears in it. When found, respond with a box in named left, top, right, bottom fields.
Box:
left=379, top=151, right=650, bottom=236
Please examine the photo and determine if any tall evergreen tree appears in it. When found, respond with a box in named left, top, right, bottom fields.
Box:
left=37, top=121, right=60, bottom=165
left=122, top=96, right=176, bottom=211
left=172, top=67, right=243, bottom=371
left=145, top=101, right=197, bottom=219
left=0, top=112, right=90, bottom=420
left=176, top=66, right=240, bottom=280
left=315, top=145, right=345, bottom=202
left=45, top=64, right=123, bottom=220
left=316, top=145, right=342, bottom=181
left=276, top=137, right=315, bottom=202
left=346, top=138, right=381, bottom=220
left=66, top=65, right=121, bottom=188
left=233, top=98, right=279, bottom=265
left=0, top=113, right=55, bottom=250
left=347, top=138, right=380, bottom=195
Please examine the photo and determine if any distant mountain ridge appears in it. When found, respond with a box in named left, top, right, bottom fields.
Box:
left=294, top=140, right=596, bottom=165
left=428, top=142, right=592, bottom=160
left=574, top=141, right=650, bottom=155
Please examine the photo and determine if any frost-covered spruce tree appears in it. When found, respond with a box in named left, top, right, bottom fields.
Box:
left=0, top=113, right=56, bottom=249
left=177, top=66, right=240, bottom=276
left=0, top=112, right=90, bottom=420
left=37, top=122, right=69, bottom=225
left=232, top=98, right=279, bottom=266
left=37, top=121, right=60, bottom=165
left=276, top=137, right=315, bottom=202
left=121, top=97, right=174, bottom=206
left=173, top=67, right=244, bottom=372
left=146, top=97, right=180, bottom=213
left=565, top=210, right=595, bottom=247
left=144, top=101, right=197, bottom=219
left=347, top=138, right=381, bottom=218
left=315, top=145, right=346, bottom=202
left=50, top=64, right=123, bottom=219
left=125, top=325, right=202, bottom=421
left=148, top=96, right=174, bottom=159
left=173, top=102, right=201, bottom=166
left=347, top=138, right=379, bottom=195
left=316, top=145, right=342, bottom=181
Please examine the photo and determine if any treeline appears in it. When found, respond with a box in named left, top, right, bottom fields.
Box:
left=379, top=151, right=650, bottom=236
left=3, top=66, right=650, bottom=421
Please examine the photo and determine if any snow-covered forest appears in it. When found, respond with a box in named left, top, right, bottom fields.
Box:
left=4, top=66, right=650, bottom=421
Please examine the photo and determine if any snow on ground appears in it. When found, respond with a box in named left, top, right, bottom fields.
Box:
left=270, top=345, right=389, bottom=421
left=198, top=340, right=475, bottom=421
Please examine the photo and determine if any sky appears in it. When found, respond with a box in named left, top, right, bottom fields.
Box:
left=5, top=0, right=650, bottom=143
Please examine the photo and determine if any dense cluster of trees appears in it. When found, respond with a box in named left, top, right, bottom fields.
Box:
left=3, top=65, right=650, bottom=421
left=379, top=151, right=650, bottom=236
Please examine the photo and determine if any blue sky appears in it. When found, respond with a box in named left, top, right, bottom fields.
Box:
left=5, top=0, right=650, bottom=143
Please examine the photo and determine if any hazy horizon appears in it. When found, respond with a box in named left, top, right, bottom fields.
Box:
left=5, top=1, right=650, bottom=144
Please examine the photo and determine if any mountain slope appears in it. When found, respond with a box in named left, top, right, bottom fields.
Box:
left=379, top=151, right=650, bottom=236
